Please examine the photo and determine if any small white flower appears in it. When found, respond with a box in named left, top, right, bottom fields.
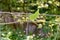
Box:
left=26, top=35, right=33, bottom=40
left=52, top=29, right=53, bottom=31
left=17, top=7, right=20, bottom=10
left=39, top=34, right=41, bottom=36
left=38, top=6, right=41, bottom=8
left=26, top=36, right=30, bottom=40
left=20, top=34, right=22, bottom=36
left=38, top=24, right=42, bottom=28
left=56, top=2, right=60, bottom=6
left=19, top=32, right=21, bottom=33
left=8, top=32, right=12, bottom=35
left=33, top=34, right=35, bottom=37
left=7, top=32, right=12, bottom=37
left=40, top=16, right=43, bottom=18
left=17, top=0, right=23, bottom=3
left=30, top=36, right=33, bottom=38
left=41, top=4, right=44, bottom=7
left=24, top=31, right=25, bottom=33
left=20, top=0, right=23, bottom=2
left=45, top=4, right=49, bottom=7
left=48, top=1, right=52, bottom=4
left=2, top=33, right=5, bottom=36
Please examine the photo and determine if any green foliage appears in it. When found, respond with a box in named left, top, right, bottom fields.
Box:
left=0, top=0, right=60, bottom=14
left=0, top=0, right=60, bottom=40
left=29, top=9, right=39, bottom=21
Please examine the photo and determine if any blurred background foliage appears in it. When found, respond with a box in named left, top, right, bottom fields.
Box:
left=0, top=0, right=60, bottom=40
left=0, top=0, right=60, bottom=14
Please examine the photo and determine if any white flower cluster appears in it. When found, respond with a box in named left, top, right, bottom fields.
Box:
left=38, top=3, right=48, bottom=8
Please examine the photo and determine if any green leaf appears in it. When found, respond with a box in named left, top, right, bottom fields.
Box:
left=29, top=9, right=40, bottom=21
